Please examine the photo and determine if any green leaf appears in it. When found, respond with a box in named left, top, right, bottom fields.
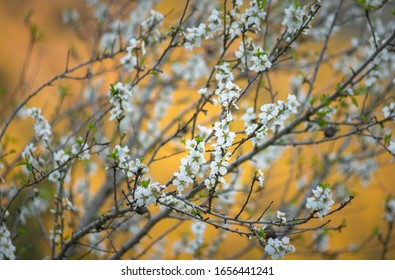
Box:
left=372, top=225, right=381, bottom=236
left=351, top=96, right=358, bottom=108
left=260, top=77, right=266, bottom=88
left=140, top=179, right=151, bottom=188
left=198, top=192, right=207, bottom=198
left=107, top=149, right=118, bottom=160
left=318, top=183, right=330, bottom=189
left=88, top=122, right=95, bottom=130
left=76, top=137, right=84, bottom=145
left=16, top=160, right=29, bottom=167
left=57, top=85, right=69, bottom=97
left=309, top=96, right=318, bottom=106
left=195, top=135, right=205, bottom=144
left=258, top=228, right=266, bottom=239
left=384, top=133, right=392, bottom=146
left=109, top=83, right=116, bottom=96
left=257, top=0, right=267, bottom=9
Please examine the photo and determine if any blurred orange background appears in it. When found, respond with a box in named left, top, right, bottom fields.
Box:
left=0, top=0, right=394, bottom=259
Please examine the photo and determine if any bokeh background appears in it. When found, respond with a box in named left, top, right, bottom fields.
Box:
left=1, top=0, right=394, bottom=259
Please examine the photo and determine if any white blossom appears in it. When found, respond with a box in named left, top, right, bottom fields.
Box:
left=277, top=211, right=287, bottom=223
left=72, top=138, right=90, bottom=160
left=21, top=143, right=41, bottom=170
left=312, top=229, right=330, bottom=252
left=53, top=149, right=69, bottom=166
left=207, top=9, right=222, bottom=33
left=257, top=169, right=264, bottom=188
left=246, top=95, right=300, bottom=145
left=244, top=1, right=267, bottom=30
left=159, top=195, right=193, bottom=213
left=62, top=8, right=79, bottom=25
left=184, top=23, right=207, bottom=50
left=27, top=107, right=52, bottom=144
left=0, top=224, right=16, bottom=260
left=107, top=82, right=133, bottom=121
left=173, top=139, right=206, bottom=193
left=338, top=156, right=377, bottom=186
left=109, top=145, right=148, bottom=178
left=366, top=0, right=388, bottom=7
left=172, top=55, right=208, bottom=85
left=306, top=185, right=335, bottom=219
left=382, top=102, right=395, bottom=120
left=141, top=10, right=164, bottom=43
left=120, top=38, right=139, bottom=71
left=264, top=236, right=295, bottom=259
left=49, top=228, right=62, bottom=243
left=186, top=221, right=207, bottom=254
left=388, top=141, right=395, bottom=162
left=134, top=182, right=163, bottom=208
left=282, top=2, right=311, bottom=35
left=100, top=32, right=118, bottom=51
left=384, top=199, right=395, bottom=222
left=215, top=63, right=240, bottom=109
left=184, top=8, right=224, bottom=50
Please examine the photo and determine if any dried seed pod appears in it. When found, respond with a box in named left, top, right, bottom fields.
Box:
left=324, top=126, right=338, bottom=138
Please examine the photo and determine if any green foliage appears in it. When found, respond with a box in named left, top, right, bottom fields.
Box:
left=384, top=133, right=392, bottom=146
left=140, top=179, right=151, bottom=188
left=24, top=10, right=45, bottom=43
left=257, top=228, right=266, bottom=239
left=57, top=85, right=69, bottom=97
left=318, top=183, right=330, bottom=189
left=107, top=148, right=118, bottom=160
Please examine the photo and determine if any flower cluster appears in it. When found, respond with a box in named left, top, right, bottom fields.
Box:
left=107, top=82, right=133, bottom=121
left=228, top=0, right=267, bottom=38
left=27, top=107, right=52, bottom=144
left=384, top=199, right=395, bottom=222
left=306, top=185, right=335, bottom=219
left=249, top=45, right=272, bottom=73
left=186, top=221, right=207, bottom=254
left=173, top=139, right=206, bottom=193
left=136, top=86, right=175, bottom=150
left=109, top=145, right=148, bottom=178
left=120, top=39, right=143, bottom=72
left=366, top=0, right=388, bottom=8
left=172, top=55, right=208, bottom=86
left=21, top=143, right=42, bottom=172
left=388, top=141, right=395, bottom=163
left=382, top=102, right=395, bottom=120
left=184, top=9, right=222, bottom=50
left=159, top=195, right=193, bottom=213
left=245, top=94, right=300, bottom=145
left=134, top=182, right=163, bottom=208
left=264, top=236, right=295, bottom=259
left=282, top=2, right=313, bottom=36
left=338, top=156, right=378, bottom=186
left=205, top=113, right=235, bottom=190
left=49, top=228, right=62, bottom=243
left=48, top=149, right=70, bottom=183
left=236, top=41, right=271, bottom=73
left=257, top=169, right=265, bottom=188
left=62, top=8, right=79, bottom=25
left=0, top=224, right=16, bottom=260
left=71, top=137, right=90, bottom=160
left=215, top=63, right=241, bottom=109
left=277, top=211, right=287, bottom=224
left=312, top=229, right=330, bottom=252
left=141, top=10, right=164, bottom=44
left=244, top=1, right=267, bottom=30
